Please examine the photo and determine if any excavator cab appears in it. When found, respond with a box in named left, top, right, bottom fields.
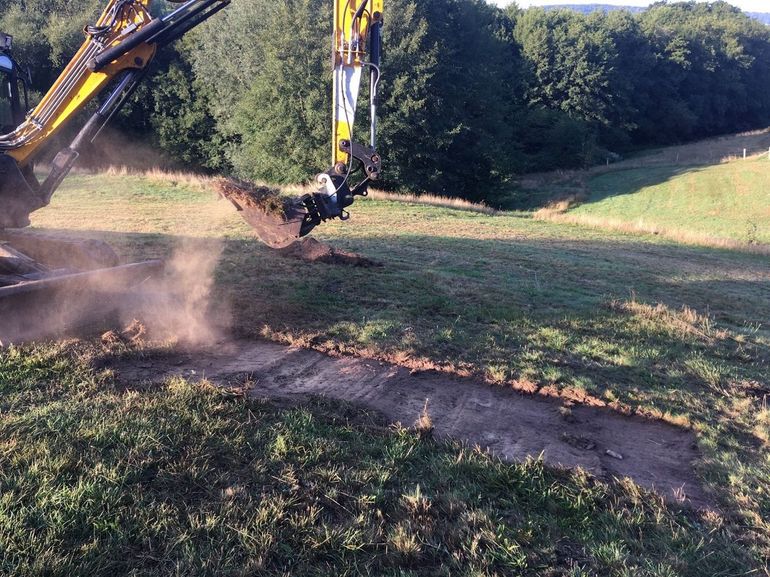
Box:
left=0, top=34, right=27, bottom=134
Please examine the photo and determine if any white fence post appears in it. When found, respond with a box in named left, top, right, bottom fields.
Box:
left=743, top=148, right=747, bottom=160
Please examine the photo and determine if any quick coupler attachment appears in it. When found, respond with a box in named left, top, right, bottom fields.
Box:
left=297, top=139, right=382, bottom=237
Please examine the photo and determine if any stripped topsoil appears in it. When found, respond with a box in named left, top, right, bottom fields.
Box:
left=100, top=338, right=710, bottom=509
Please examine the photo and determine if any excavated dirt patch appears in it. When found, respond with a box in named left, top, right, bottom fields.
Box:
left=101, top=339, right=709, bottom=509
left=278, top=238, right=382, bottom=267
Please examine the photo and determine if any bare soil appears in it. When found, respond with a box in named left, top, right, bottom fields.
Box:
left=101, top=339, right=709, bottom=509
left=278, top=238, right=382, bottom=267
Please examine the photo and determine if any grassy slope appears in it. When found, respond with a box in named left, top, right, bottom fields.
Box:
left=10, top=171, right=770, bottom=572
left=0, top=342, right=757, bottom=576
left=529, top=157, right=770, bottom=247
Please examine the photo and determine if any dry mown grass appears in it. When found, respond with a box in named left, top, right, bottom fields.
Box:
left=101, top=167, right=499, bottom=215
left=366, top=190, right=498, bottom=215
left=534, top=210, right=770, bottom=254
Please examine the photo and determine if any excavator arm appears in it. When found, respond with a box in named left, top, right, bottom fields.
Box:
left=297, top=0, right=383, bottom=236
left=229, top=0, right=384, bottom=246
left=0, top=0, right=232, bottom=228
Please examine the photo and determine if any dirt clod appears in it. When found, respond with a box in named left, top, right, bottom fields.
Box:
left=279, top=238, right=381, bottom=267
left=101, top=319, right=148, bottom=348
left=122, top=319, right=147, bottom=343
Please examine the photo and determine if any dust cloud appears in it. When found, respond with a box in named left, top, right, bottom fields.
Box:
left=0, top=239, right=231, bottom=346
left=116, top=239, right=231, bottom=345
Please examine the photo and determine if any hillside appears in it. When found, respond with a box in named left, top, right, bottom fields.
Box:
left=524, top=129, right=770, bottom=248
left=540, top=158, right=770, bottom=246
left=573, top=160, right=769, bottom=244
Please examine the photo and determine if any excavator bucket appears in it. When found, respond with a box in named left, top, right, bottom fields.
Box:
left=235, top=201, right=309, bottom=249
left=214, top=178, right=309, bottom=249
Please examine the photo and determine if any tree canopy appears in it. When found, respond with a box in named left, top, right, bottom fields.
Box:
left=2, top=0, right=770, bottom=200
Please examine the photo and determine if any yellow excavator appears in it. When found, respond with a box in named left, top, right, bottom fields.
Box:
left=0, top=0, right=383, bottom=339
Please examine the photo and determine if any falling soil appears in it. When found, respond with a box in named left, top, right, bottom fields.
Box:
left=102, top=339, right=710, bottom=509
left=278, top=238, right=382, bottom=267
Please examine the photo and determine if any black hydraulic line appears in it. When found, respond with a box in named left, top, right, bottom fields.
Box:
left=368, top=16, right=382, bottom=149
left=353, top=0, right=369, bottom=22
left=370, top=18, right=382, bottom=68
left=88, top=0, right=230, bottom=73
left=150, top=1, right=230, bottom=46
left=88, top=18, right=165, bottom=72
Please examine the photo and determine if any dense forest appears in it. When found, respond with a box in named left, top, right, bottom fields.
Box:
left=2, top=0, right=770, bottom=200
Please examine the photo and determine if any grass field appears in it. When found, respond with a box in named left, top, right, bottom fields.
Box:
left=522, top=142, right=770, bottom=248
left=2, top=342, right=760, bottom=576
left=1, top=169, right=769, bottom=574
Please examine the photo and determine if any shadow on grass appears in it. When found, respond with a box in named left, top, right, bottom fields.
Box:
left=19, top=227, right=769, bottom=399
left=22, top=225, right=769, bottom=331
left=12, top=226, right=770, bottom=520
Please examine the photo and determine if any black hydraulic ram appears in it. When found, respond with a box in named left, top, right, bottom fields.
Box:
left=39, top=70, right=144, bottom=203
left=88, top=0, right=231, bottom=72
left=368, top=9, right=382, bottom=149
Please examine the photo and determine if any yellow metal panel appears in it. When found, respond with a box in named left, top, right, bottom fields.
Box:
left=7, top=0, right=156, bottom=166
left=332, top=0, right=382, bottom=166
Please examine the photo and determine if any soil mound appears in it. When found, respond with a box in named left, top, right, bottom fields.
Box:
left=279, top=238, right=381, bottom=267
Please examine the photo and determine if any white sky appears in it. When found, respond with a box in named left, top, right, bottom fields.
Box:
left=492, top=0, right=768, bottom=10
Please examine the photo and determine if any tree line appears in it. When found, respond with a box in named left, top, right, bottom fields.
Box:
left=2, top=0, right=770, bottom=201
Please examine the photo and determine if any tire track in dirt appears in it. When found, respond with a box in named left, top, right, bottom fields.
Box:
left=106, top=339, right=709, bottom=508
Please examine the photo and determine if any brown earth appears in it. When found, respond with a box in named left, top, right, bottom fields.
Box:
left=278, top=238, right=382, bottom=267
left=101, top=338, right=709, bottom=509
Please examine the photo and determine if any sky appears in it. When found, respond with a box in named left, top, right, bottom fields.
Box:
left=491, top=0, right=768, bottom=10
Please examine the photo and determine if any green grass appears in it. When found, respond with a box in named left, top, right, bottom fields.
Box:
left=0, top=342, right=759, bottom=576
left=12, top=169, right=770, bottom=572
left=537, top=158, right=770, bottom=246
